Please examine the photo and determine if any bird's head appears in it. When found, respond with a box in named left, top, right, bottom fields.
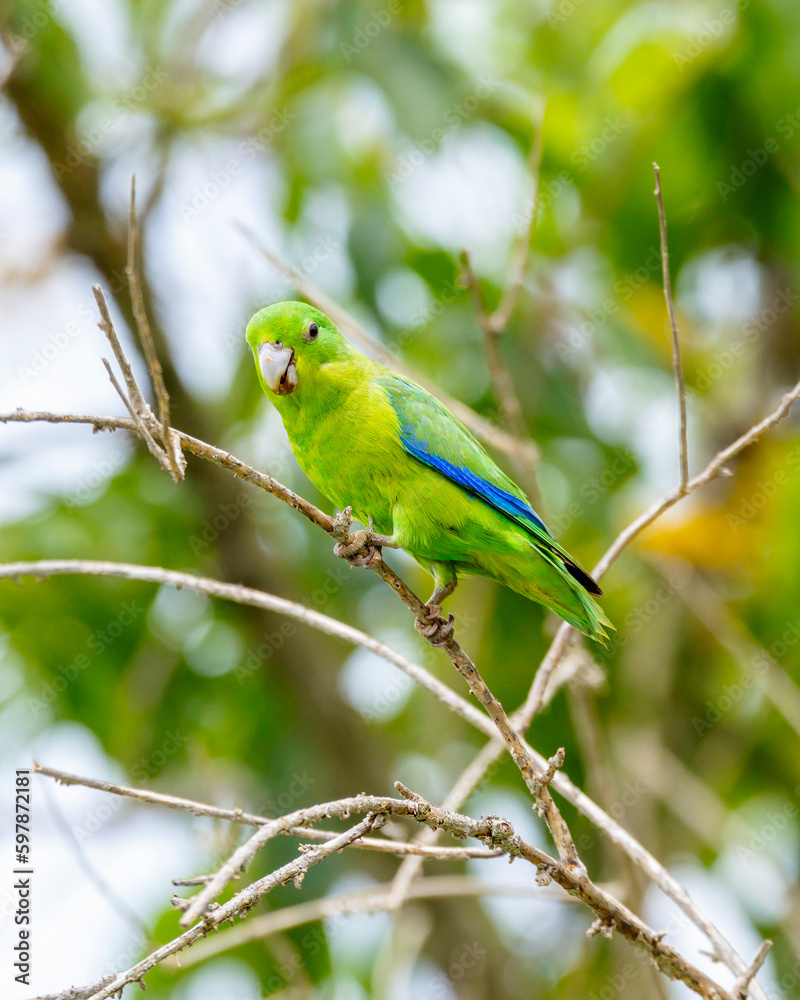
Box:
left=245, top=301, right=353, bottom=401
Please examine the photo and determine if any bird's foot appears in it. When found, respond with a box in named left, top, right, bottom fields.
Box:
left=334, top=529, right=381, bottom=568
left=415, top=604, right=455, bottom=647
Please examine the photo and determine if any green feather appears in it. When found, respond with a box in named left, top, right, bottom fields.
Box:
left=246, top=301, right=613, bottom=643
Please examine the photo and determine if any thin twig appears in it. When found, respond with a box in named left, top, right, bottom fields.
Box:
left=101, top=359, right=166, bottom=469
left=84, top=814, right=383, bottom=1000
left=40, top=780, right=150, bottom=938
left=492, top=114, right=545, bottom=333
left=174, top=874, right=564, bottom=967
left=461, top=249, right=532, bottom=448
left=126, top=176, right=184, bottom=482
left=91, top=286, right=151, bottom=420
left=2, top=563, right=484, bottom=736
left=523, top=370, right=800, bottom=721
left=733, top=941, right=772, bottom=1000
left=653, top=162, right=689, bottom=491
left=32, top=762, right=498, bottom=859
left=458, top=113, right=545, bottom=503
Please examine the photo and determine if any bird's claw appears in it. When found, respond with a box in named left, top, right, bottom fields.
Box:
left=334, top=530, right=380, bottom=568
left=415, top=604, right=455, bottom=646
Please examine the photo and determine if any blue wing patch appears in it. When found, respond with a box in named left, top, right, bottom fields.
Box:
left=380, top=374, right=602, bottom=597
left=400, top=432, right=553, bottom=538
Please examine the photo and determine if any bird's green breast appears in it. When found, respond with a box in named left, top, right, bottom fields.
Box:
left=276, top=376, right=525, bottom=566
left=278, top=377, right=407, bottom=536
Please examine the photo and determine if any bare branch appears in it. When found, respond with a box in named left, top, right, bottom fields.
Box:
left=126, top=176, right=184, bottom=481
left=3, top=563, right=484, bottom=735
left=83, top=814, right=383, bottom=1000
left=491, top=108, right=545, bottom=333
left=12, top=557, right=581, bottom=877
left=433, top=629, right=584, bottom=874
left=458, top=114, right=545, bottom=503
left=653, top=162, right=689, bottom=490
left=0, top=409, right=337, bottom=534
left=101, top=359, right=169, bottom=473
left=175, top=874, right=564, bottom=967
left=91, top=286, right=151, bottom=421
left=7, top=312, right=799, bottom=998
left=461, top=249, right=534, bottom=453
left=32, top=762, right=499, bottom=859
left=734, top=941, right=772, bottom=1000
left=593, top=371, right=800, bottom=583
left=34, top=768, right=738, bottom=1000
left=30, top=978, right=118, bottom=1000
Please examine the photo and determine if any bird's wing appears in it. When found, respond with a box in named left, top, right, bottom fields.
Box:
left=378, top=374, right=602, bottom=596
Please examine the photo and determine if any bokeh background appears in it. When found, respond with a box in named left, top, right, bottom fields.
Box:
left=2, top=0, right=800, bottom=997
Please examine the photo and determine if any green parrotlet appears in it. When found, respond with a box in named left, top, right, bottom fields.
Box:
left=246, top=301, right=611, bottom=644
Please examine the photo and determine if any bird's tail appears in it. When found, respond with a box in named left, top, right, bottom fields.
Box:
left=552, top=582, right=614, bottom=646
left=492, top=544, right=614, bottom=645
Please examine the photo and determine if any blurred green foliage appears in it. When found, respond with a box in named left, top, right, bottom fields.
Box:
left=2, top=0, right=800, bottom=996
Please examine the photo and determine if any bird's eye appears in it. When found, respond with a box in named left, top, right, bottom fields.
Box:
left=305, top=321, right=319, bottom=342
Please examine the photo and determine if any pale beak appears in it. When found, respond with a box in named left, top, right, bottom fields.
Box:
left=258, top=341, right=298, bottom=395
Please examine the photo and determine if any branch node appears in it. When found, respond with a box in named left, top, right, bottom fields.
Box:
left=587, top=916, right=614, bottom=939
left=394, top=781, right=423, bottom=802
left=332, top=506, right=353, bottom=542
left=733, top=940, right=772, bottom=999
left=534, top=747, right=566, bottom=791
